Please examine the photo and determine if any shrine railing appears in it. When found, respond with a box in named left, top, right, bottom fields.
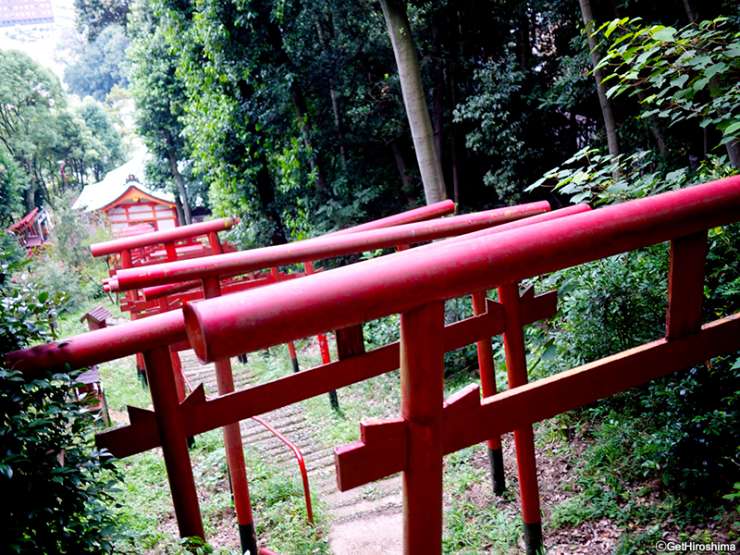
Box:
left=7, top=176, right=738, bottom=554
left=6, top=202, right=577, bottom=554
left=181, top=176, right=740, bottom=554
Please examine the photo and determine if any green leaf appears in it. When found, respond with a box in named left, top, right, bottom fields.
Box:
left=692, top=77, right=710, bottom=92
left=704, top=62, right=727, bottom=79
left=670, top=74, right=689, bottom=88
left=604, top=19, right=622, bottom=38
left=652, top=27, right=676, bottom=42
left=722, top=121, right=740, bottom=138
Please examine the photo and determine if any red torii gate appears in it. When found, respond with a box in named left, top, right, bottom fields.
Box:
left=7, top=176, right=739, bottom=553
left=6, top=203, right=583, bottom=554
left=98, top=201, right=560, bottom=552
left=182, top=176, right=740, bottom=553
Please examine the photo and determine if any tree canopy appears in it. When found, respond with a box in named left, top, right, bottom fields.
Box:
left=0, top=50, right=125, bottom=214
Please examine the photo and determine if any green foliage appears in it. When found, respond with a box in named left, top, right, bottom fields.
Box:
left=0, top=49, right=64, bottom=207
left=77, top=98, right=126, bottom=181
left=528, top=147, right=736, bottom=206
left=1, top=49, right=125, bottom=209
left=64, top=24, right=130, bottom=101
left=530, top=201, right=739, bottom=516
left=548, top=247, right=668, bottom=366
left=0, top=239, right=122, bottom=553
left=453, top=53, right=530, bottom=201
left=0, top=150, right=24, bottom=226
left=595, top=17, right=740, bottom=149
left=74, top=0, right=130, bottom=40
left=0, top=368, right=120, bottom=553
left=0, top=267, right=58, bottom=354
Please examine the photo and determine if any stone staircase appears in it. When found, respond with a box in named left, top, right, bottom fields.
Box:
left=178, top=350, right=403, bottom=554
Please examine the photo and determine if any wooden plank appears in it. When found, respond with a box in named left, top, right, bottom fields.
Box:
left=666, top=231, right=707, bottom=339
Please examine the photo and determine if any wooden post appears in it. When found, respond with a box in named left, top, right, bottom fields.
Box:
left=471, top=290, right=505, bottom=495
left=304, top=260, right=339, bottom=410
left=207, top=231, right=223, bottom=255
left=400, top=301, right=445, bottom=553
left=666, top=231, right=707, bottom=339
left=202, top=276, right=257, bottom=555
left=498, top=283, right=543, bottom=555
left=164, top=241, right=177, bottom=261
left=143, top=346, right=204, bottom=539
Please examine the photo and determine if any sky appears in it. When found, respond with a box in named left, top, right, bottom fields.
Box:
left=0, top=0, right=80, bottom=80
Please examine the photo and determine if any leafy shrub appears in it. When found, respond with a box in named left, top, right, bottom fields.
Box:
left=0, top=369, right=120, bottom=553
left=527, top=148, right=735, bottom=206
left=549, top=246, right=668, bottom=367
left=594, top=17, right=740, bottom=151
left=0, top=239, right=122, bottom=552
left=529, top=143, right=739, bottom=506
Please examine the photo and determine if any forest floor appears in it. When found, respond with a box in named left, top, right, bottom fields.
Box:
left=69, top=299, right=736, bottom=554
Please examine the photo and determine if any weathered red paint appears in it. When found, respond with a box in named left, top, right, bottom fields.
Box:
left=666, top=231, right=707, bottom=339
left=142, top=345, right=204, bottom=539
left=94, top=290, right=557, bottom=457
left=184, top=177, right=740, bottom=362
left=90, top=217, right=237, bottom=257
left=498, top=282, right=541, bottom=545
left=202, top=276, right=256, bottom=543
left=325, top=199, right=455, bottom=235
left=400, top=301, right=445, bottom=553
left=109, top=202, right=551, bottom=291
left=471, top=289, right=505, bottom=494
left=7, top=176, right=740, bottom=554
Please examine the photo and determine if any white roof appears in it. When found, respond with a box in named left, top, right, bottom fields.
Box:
left=72, top=150, right=175, bottom=211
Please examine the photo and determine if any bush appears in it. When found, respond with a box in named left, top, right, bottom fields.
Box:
left=0, top=239, right=122, bottom=552
left=0, top=369, right=120, bottom=553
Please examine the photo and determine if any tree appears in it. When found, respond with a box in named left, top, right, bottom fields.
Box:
left=129, top=6, right=193, bottom=223
left=578, top=0, right=620, bottom=158
left=379, top=0, right=447, bottom=204
left=1, top=50, right=125, bottom=210
left=0, top=50, right=65, bottom=209
left=64, top=25, right=130, bottom=101
left=0, top=150, right=24, bottom=226
left=74, top=0, right=130, bottom=40
left=78, top=99, right=125, bottom=181
left=596, top=17, right=740, bottom=167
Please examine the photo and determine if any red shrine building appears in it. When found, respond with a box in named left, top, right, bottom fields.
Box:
left=73, top=152, right=179, bottom=237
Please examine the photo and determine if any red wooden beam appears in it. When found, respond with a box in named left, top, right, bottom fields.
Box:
left=109, top=202, right=552, bottom=292
left=94, top=290, right=558, bottom=458
left=666, top=231, right=708, bottom=339
left=498, top=283, right=542, bottom=551
left=325, top=199, right=455, bottom=236
left=399, top=302, right=445, bottom=553
left=90, top=217, right=237, bottom=257
left=184, top=176, right=740, bottom=362
left=334, top=313, right=740, bottom=489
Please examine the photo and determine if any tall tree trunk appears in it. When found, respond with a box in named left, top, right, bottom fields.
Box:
left=578, top=0, right=620, bottom=159
left=315, top=18, right=347, bottom=166
left=166, top=147, right=192, bottom=225
left=174, top=194, right=186, bottom=226
left=681, top=0, right=697, bottom=23
left=379, top=0, right=447, bottom=204
left=726, top=140, right=740, bottom=169
left=391, top=140, right=415, bottom=199
left=647, top=121, right=668, bottom=158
